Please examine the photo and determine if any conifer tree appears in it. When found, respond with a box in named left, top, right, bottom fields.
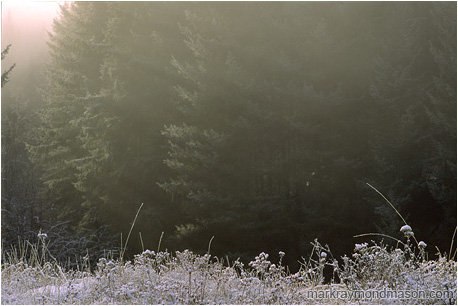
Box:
left=21, top=2, right=456, bottom=263
left=27, top=2, right=116, bottom=259
left=30, top=2, right=191, bottom=257
left=160, top=3, right=372, bottom=260
left=71, top=2, right=189, bottom=250
left=368, top=2, right=456, bottom=246
left=1, top=44, right=16, bottom=88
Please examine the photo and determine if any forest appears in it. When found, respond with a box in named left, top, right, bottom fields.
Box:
left=1, top=2, right=456, bottom=272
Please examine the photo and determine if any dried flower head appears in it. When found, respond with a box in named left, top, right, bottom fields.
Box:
left=37, top=231, right=48, bottom=240
left=400, top=225, right=412, bottom=233
left=405, top=231, right=414, bottom=237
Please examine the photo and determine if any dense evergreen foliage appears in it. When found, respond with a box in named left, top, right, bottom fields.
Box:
left=2, top=2, right=456, bottom=268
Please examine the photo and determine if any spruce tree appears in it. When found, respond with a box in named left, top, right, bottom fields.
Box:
left=1, top=44, right=16, bottom=88
left=160, top=3, right=372, bottom=260
left=28, top=2, right=116, bottom=260
left=368, top=2, right=456, bottom=246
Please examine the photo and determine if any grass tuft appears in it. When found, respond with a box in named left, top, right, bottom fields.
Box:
left=2, top=188, right=456, bottom=304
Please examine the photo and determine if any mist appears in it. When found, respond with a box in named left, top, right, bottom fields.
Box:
left=1, top=2, right=456, bottom=279
left=2, top=1, right=59, bottom=98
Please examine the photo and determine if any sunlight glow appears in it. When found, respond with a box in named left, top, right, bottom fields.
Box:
left=2, top=0, right=66, bottom=42
left=2, top=1, right=63, bottom=17
left=2, top=1, right=64, bottom=38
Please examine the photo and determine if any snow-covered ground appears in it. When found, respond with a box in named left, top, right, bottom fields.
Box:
left=2, top=241, right=456, bottom=304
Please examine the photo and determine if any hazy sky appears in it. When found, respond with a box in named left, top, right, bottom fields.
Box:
left=1, top=1, right=63, bottom=87
left=2, top=1, right=62, bottom=45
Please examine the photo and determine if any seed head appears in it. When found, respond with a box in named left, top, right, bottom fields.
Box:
left=405, top=231, right=414, bottom=237
left=37, top=231, right=48, bottom=240
left=400, top=225, right=412, bottom=233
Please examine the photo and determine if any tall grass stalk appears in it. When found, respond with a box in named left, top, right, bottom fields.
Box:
left=207, top=236, right=215, bottom=255
left=364, top=183, right=421, bottom=247
left=353, top=233, right=404, bottom=246
left=139, top=232, right=145, bottom=253
left=449, top=227, right=457, bottom=261
left=120, top=203, right=144, bottom=260
left=157, top=231, right=164, bottom=253
left=366, top=183, right=407, bottom=225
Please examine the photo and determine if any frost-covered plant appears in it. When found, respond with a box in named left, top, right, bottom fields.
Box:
left=2, top=185, right=456, bottom=304
left=2, top=239, right=456, bottom=304
left=296, top=239, right=339, bottom=287
left=337, top=239, right=456, bottom=304
left=248, top=252, right=271, bottom=279
left=339, top=184, right=457, bottom=304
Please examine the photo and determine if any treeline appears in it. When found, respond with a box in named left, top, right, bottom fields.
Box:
left=2, top=2, right=456, bottom=268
